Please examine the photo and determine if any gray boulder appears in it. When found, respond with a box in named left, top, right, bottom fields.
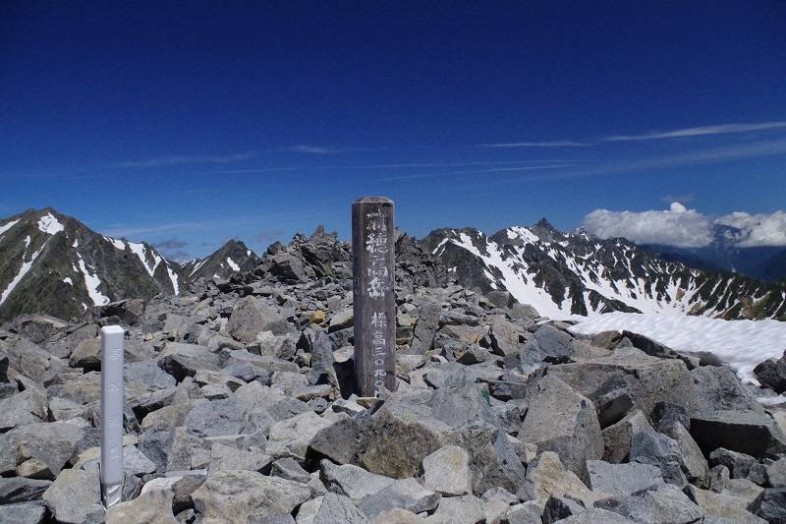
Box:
left=547, top=346, right=697, bottom=418
left=312, top=492, right=366, bottom=524
left=0, top=502, right=47, bottom=524
left=595, top=483, right=705, bottom=524
left=42, top=468, right=103, bottom=524
left=0, top=477, right=51, bottom=504
left=690, top=410, right=786, bottom=458
left=586, top=460, right=664, bottom=498
left=357, top=478, right=441, bottom=518
left=227, top=296, right=291, bottom=343
left=422, top=445, right=472, bottom=495
left=518, top=374, right=603, bottom=482
left=105, top=489, right=177, bottom=523
left=191, top=469, right=311, bottom=523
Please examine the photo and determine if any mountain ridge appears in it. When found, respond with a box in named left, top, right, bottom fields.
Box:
left=1, top=208, right=784, bottom=323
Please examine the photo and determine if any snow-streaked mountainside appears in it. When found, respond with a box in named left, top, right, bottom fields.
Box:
left=0, top=208, right=180, bottom=321
left=183, top=239, right=260, bottom=282
left=422, top=219, right=786, bottom=321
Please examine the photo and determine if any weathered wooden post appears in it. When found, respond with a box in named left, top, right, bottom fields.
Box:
left=353, top=197, right=396, bottom=396
left=100, top=325, right=125, bottom=509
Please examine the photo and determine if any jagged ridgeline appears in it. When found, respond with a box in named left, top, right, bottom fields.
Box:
left=421, top=219, right=786, bottom=321
left=1, top=208, right=784, bottom=323
left=0, top=209, right=179, bottom=322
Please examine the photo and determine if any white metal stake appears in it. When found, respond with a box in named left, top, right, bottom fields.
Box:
left=100, top=325, right=125, bottom=510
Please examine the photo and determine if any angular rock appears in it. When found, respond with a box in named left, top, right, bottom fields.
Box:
left=184, top=398, right=246, bottom=438
left=191, top=469, right=310, bottom=523
left=422, top=445, right=472, bottom=496
left=105, top=489, right=178, bottom=523
left=751, top=487, right=786, bottom=523
left=518, top=374, right=603, bottom=482
left=687, top=486, right=767, bottom=524
left=0, top=477, right=51, bottom=504
left=547, top=346, right=697, bottom=418
left=227, top=296, right=292, bottom=343
left=753, top=352, right=786, bottom=394
left=68, top=337, right=102, bottom=370
left=209, top=442, right=272, bottom=472
left=266, top=411, right=335, bottom=461
left=312, top=492, right=366, bottom=524
left=0, top=388, right=48, bottom=431
left=424, top=494, right=485, bottom=523
left=690, top=410, right=786, bottom=458
left=520, top=452, right=599, bottom=507
left=320, top=460, right=395, bottom=500
left=42, top=468, right=103, bottom=524
left=5, top=422, right=86, bottom=480
left=709, top=448, right=757, bottom=480
left=586, top=460, right=664, bottom=498
left=602, top=408, right=654, bottom=463
left=557, top=508, right=637, bottom=524
left=357, top=478, right=441, bottom=518
left=768, top=457, right=786, bottom=487
left=691, top=366, right=765, bottom=415
left=0, top=502, right=47, bottom=524
left=629, top=430, right=687, bottom=486
left=409, top=300, right=442, bottom=354
left=595, top=484, right=704, bottom=524
left=662, top=422, right=710, bottom=486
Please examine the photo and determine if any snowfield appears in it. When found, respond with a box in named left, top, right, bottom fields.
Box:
left=570, top=311, right=786, bottom=385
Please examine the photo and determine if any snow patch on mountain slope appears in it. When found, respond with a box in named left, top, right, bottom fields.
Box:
left=105, top=236, right=127, bottom=251
left=226, top=257, right=240, bottom=272
left=457, top=232, right=570, bottom=318
left=0, top=219, right=20, bottom=238
left=128, top=242, right=162, bottom=276
left=167, top=266, right=180, bottom=295
left=0, top=242, right=47, bottom=305
left=76, top=254, right=110, bottom=306
left=37, top=213, right=65, bottom=235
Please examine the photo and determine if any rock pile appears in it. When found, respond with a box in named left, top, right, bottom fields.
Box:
left=1, top=231, right=785, bottom=523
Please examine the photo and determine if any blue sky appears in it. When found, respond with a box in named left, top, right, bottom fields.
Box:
left=1, top=2, right=785, bottom=260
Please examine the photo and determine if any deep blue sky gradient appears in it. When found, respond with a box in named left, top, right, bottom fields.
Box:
left=1, top=2, right=785, bottom=259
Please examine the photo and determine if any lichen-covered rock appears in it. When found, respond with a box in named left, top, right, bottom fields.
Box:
left=191, top=470, right=311, bottom=523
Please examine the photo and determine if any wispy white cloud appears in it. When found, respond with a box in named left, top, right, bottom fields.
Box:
left=285, top=145, right=346, bottom=155
left=479, top=140, right=590, bottom=148
left=605, top=121, right=786, bottom=142
left=114, top=152, right=257, bottom=168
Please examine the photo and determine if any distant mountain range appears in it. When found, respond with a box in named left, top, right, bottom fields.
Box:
left=421, top=219, right=786, bottom=321
left=1, top=209, right=784, bottom=323
left=639, top=223, right=786, bottom=283
left=0, top=209, right=256, bottom=322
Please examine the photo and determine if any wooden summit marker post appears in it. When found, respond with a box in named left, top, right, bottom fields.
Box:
left=353, top=197, right=396, bottom=397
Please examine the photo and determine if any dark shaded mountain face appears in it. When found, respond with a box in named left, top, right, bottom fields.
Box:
left=183, top=239, right=260, bottom=282
left=0, top=208, right=180, bottom=322
left=640, top=223, right=786, bottom=282
left=422, top=223, right=786, bottom=321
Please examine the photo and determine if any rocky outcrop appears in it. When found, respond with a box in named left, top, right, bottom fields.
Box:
left=0, top=250, right=783, bottom=523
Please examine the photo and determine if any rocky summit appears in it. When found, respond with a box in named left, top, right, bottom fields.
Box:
left=0, top=228, right=785, bottom=524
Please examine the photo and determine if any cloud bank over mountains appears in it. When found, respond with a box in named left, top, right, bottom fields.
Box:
left=583, top=203, right=786, bottom=248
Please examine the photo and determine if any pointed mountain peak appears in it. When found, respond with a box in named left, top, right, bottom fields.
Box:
left=535, top=217, right=556, bottom=231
